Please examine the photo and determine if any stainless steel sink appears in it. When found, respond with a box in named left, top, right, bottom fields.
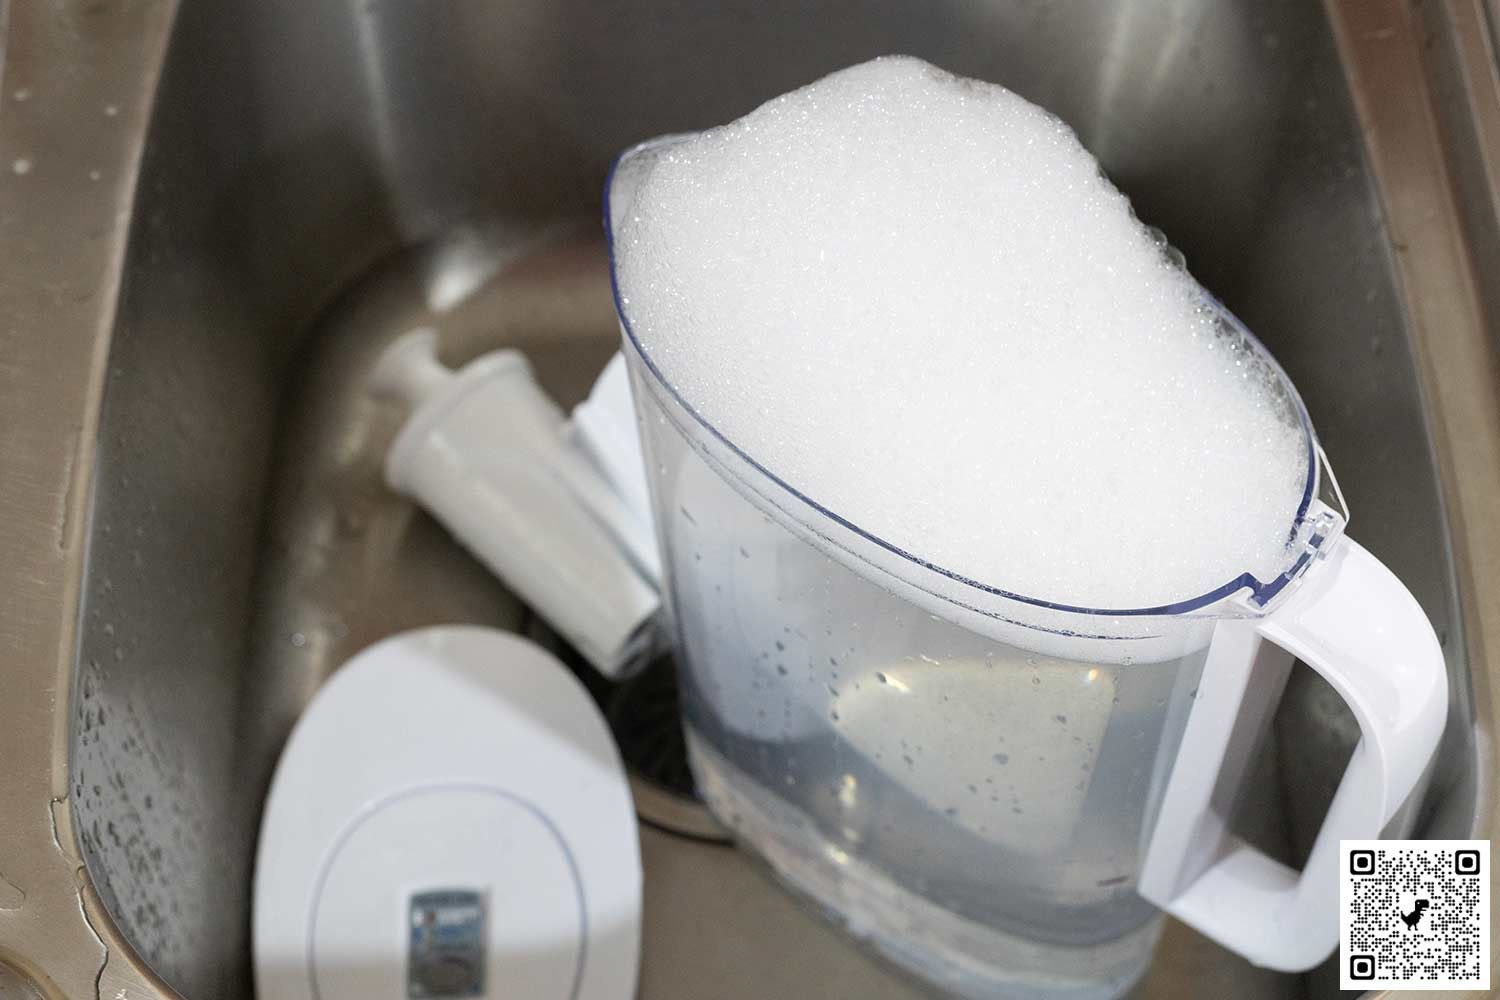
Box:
left=2, top=2, right=1497, bottom=999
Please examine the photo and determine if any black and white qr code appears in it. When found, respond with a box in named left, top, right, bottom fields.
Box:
left=1340, top=839, right=1490, bottom=989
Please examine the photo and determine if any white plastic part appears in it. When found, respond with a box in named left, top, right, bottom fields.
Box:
left=570, top=352, right=660, bottom=583
left=371, top=330, right=659, bottom=677
left=253, top=626, right=642, bottom=1000
left=1138, top=537, right=1448, bottom=970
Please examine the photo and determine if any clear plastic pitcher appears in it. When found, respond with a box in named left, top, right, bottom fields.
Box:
left=606, top=138, right=1448, bottom=1000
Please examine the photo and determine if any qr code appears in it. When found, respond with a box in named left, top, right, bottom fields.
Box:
left=1340, top=839, right=1490, bottom=989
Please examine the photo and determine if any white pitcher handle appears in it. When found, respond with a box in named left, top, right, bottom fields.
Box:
left=1138, top=538, right=1448, bottom=970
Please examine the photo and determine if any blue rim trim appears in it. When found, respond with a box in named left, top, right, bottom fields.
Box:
left=603, top=141, right=1321, bottom=619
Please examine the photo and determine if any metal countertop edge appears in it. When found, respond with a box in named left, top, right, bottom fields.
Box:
left=1324, top=0, right=1500, bottom=995
left=0, top=1, right=184, bottom=997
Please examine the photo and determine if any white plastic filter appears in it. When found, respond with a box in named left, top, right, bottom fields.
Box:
left=371, top=331, right=660, bottom=678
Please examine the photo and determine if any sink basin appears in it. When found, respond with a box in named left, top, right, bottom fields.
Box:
left=1, top=2, right=1496, bottom=999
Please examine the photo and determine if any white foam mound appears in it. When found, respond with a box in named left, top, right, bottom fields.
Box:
left=614, top=56, right=1309, bottom=609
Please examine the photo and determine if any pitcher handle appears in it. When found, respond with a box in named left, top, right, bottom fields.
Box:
left=1137, top=538, right=1448, bottom=970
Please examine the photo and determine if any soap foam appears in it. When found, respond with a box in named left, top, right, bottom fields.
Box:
left=614, top=56, right=1309, bottom=609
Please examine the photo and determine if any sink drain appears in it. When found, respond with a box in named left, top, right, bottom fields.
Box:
left=607, top=655, right=728, bottom=843
left=608, top=656, right=693, bottom=795
left=519, top=612, right=728, bottom=844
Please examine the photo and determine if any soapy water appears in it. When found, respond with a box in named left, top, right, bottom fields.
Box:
left=614, top=55, right=1310, bottom=610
